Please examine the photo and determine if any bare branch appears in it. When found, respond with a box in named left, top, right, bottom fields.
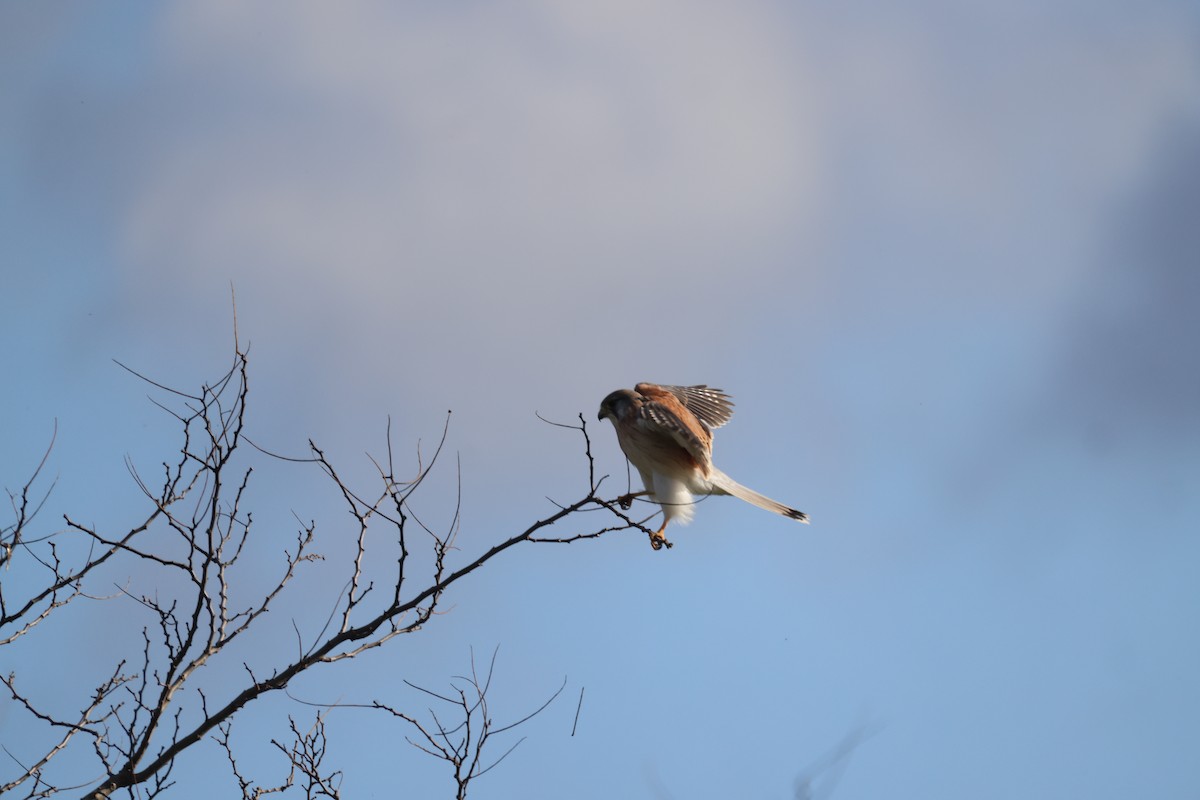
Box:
left=4, top=337, right=649, bottom=800
left=368, top=648, right=565, bottom=799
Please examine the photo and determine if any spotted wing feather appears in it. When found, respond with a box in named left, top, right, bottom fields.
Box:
left=640, top=383, right=735, bottom=431
left=633, top=384, right=714, bottom=469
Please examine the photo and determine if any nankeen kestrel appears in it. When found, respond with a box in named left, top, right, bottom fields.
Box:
left=598, top=382, right=808, bottom=549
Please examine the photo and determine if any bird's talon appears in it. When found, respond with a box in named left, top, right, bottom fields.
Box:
left=617, top=493, right=635, bottom=510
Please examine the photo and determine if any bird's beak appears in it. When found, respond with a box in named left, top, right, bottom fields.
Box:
left=597, top=410, right=605, bottom=421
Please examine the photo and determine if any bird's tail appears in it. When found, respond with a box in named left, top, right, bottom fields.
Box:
left=709, top=469, right=809, bottom=523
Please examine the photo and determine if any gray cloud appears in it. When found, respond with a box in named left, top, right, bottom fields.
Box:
left=1059, top=115, right=1200, bottom=445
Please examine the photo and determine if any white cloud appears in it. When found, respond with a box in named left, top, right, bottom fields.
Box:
left=125, top=0, right=820, bottom=308
left=115, top=1, right=1200, bottom=343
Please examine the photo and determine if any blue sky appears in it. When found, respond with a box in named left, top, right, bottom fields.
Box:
left=3, top=2, right=1198, bottom=798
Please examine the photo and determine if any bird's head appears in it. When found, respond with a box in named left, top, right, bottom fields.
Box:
left=598, top=388, right=638, bottom=423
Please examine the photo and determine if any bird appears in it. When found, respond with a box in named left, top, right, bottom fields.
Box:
left=597, top=382, right=808, bottom=549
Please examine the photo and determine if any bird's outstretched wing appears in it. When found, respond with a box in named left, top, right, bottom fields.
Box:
left=637, top=383, right=735, bottom=431
left=632, top=383, right=715, bottom=469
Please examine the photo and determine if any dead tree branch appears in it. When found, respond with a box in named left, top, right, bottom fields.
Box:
left=369, top=647, right=566, bottom=800
left=1, top=344, right=650, bottom=800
